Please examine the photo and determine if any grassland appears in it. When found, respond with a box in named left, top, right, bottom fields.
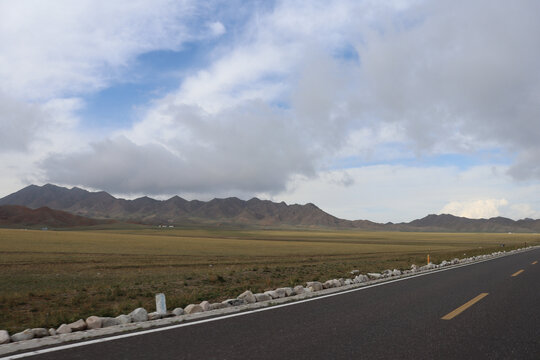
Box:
left=1, top=227, right=539, bottom=333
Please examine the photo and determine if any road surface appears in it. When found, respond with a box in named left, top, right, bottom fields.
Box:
left=7, top=248, right=540, bottom=359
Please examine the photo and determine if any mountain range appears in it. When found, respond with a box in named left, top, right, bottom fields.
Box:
left=1, top=184, right=540, bottom=232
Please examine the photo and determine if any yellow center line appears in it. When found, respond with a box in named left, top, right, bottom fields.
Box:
left=511, top=269, right=524, bottom=277
left=532, top=261, right=538, bottom=265
left=441, top=293, right=489, bottom=320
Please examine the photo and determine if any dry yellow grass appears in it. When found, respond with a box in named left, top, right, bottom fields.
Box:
left=1, top=227, right=538, bottom=333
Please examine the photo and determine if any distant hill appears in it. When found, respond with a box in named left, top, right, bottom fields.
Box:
left=0, top=205, right=111, bottom=228
left=1, top=184, right=539, bottom=232
left=400, top=213, right=540, bottom=233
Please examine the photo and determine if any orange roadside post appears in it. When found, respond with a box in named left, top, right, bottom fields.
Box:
left=427, top=254, right=430, bottom=264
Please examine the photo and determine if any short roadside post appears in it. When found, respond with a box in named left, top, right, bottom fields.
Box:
left=156, top=293, right=167, bottom=315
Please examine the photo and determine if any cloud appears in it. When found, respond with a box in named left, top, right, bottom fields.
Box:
left=0, top=93, right=43, bottom=152
left=276, top=164, right=540, bottom=222
left=0, top=92, right=83, bottom=152
left=440, top=199, right=509, bottom=219
left=356, top=0, right=540, bottom=161
left=208, top=21, right=226, bottom=37
left=0, top=0, right=205, bottom=101
left=42, top=100, right=320, bottom=195
left=507, top=149, right=540, bottom=181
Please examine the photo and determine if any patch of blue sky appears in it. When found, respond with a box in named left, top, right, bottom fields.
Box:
left=332, top=42, right=360, bottom=64
left=77, top=42, right=214, bottom=130
left=269, top=100, right=291, bottom=110
left=330, top=148, right=513, bottom=171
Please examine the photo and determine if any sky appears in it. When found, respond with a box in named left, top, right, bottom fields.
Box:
left=1, top=0, right=540, bottom=222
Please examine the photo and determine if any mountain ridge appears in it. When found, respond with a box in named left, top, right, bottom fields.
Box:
left=0, top=184, right=351, bottom=228
left=1, top=184, right=540, bottom=232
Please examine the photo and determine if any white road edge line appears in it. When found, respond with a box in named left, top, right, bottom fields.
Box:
left=2, top=247, right=537, bottom=359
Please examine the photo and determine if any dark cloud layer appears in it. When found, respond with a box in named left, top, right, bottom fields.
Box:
left=43, top=101, right=327, bottom=195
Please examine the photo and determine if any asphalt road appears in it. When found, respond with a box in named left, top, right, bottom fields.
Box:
left=13, top=248, right=540, bottom=359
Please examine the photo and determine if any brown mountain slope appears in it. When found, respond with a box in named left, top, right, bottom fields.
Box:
left=0, top=205, right=111, bottom=228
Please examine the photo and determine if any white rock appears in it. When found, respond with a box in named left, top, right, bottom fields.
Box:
left=200, top=300, right=211, bottom=311
left=238, top=290, right=256, bottom=303
left=411, top=264, right=418, bottom=272
left=274, top=288, right=288, bottom=298
left=368, top=273, right=382, bottom=279
left=222, top=298, right=245, bottom=306
left=48, top=328, right=56, bottom=336
left=184, top=304, right=204, bottom=314
left=354, top=274, right=369, bottom=283
left=0, top=330, right=10, bottom=344
left=420, top=263, right=436, bottom=271
left=344, top=279, right=353, bottom=285
left=264, top=290, right=280, bottom=299
left=56, top=324, right=72, bottom=334
left=172, top=307, right=184, bottom=316
left=209, top=302, right=227, bottom=310
left=338, top=278, right=345, bottom=286
left=382, top=269, right=393, bottom=277
left=440, top=260, right=449, bottom=267
left=254, top=293, right=272, bottom=302
left=130, top=308, right=148, bottom=322
left=306, top=281, right=323, bottom=291
left=86, top=316, right=102, bottom=329
left=350, top=270, right=360, bottom=274
left=116, top=314, right=132, bottom=324
left=101, top=317, right=121, bottom=327
left=293, top=285, right=305, bottom=294
left=10, top=329, right=34, bottom=342
left=276, top=287, right=294, bottom=297
left=323, top=279, right=340, bottom=289
left=147, top=312, right=162, bottom=321
left=68, top=319, right=87, bottom=332
left=392, top=269, right=402, bottom=276
left=31, top=328, right=49, bottom=338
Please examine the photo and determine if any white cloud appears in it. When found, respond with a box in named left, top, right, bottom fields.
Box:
left=440, top=199, right=509, bottom=219
left=275, top=164, right=540, bottom=222
left=0, top=92, right=83, bottom=152
left=0, top=0, right=200, bottom=101
left=43, top=102, right=319, bottom=195
left=208, top=21, right=226, bottom=37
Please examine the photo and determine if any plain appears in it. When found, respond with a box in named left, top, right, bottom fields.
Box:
left=1, top=227, right=539, bottom=333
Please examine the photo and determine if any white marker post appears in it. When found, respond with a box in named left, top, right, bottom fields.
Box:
left=156, top=293, right=167, bottom=315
